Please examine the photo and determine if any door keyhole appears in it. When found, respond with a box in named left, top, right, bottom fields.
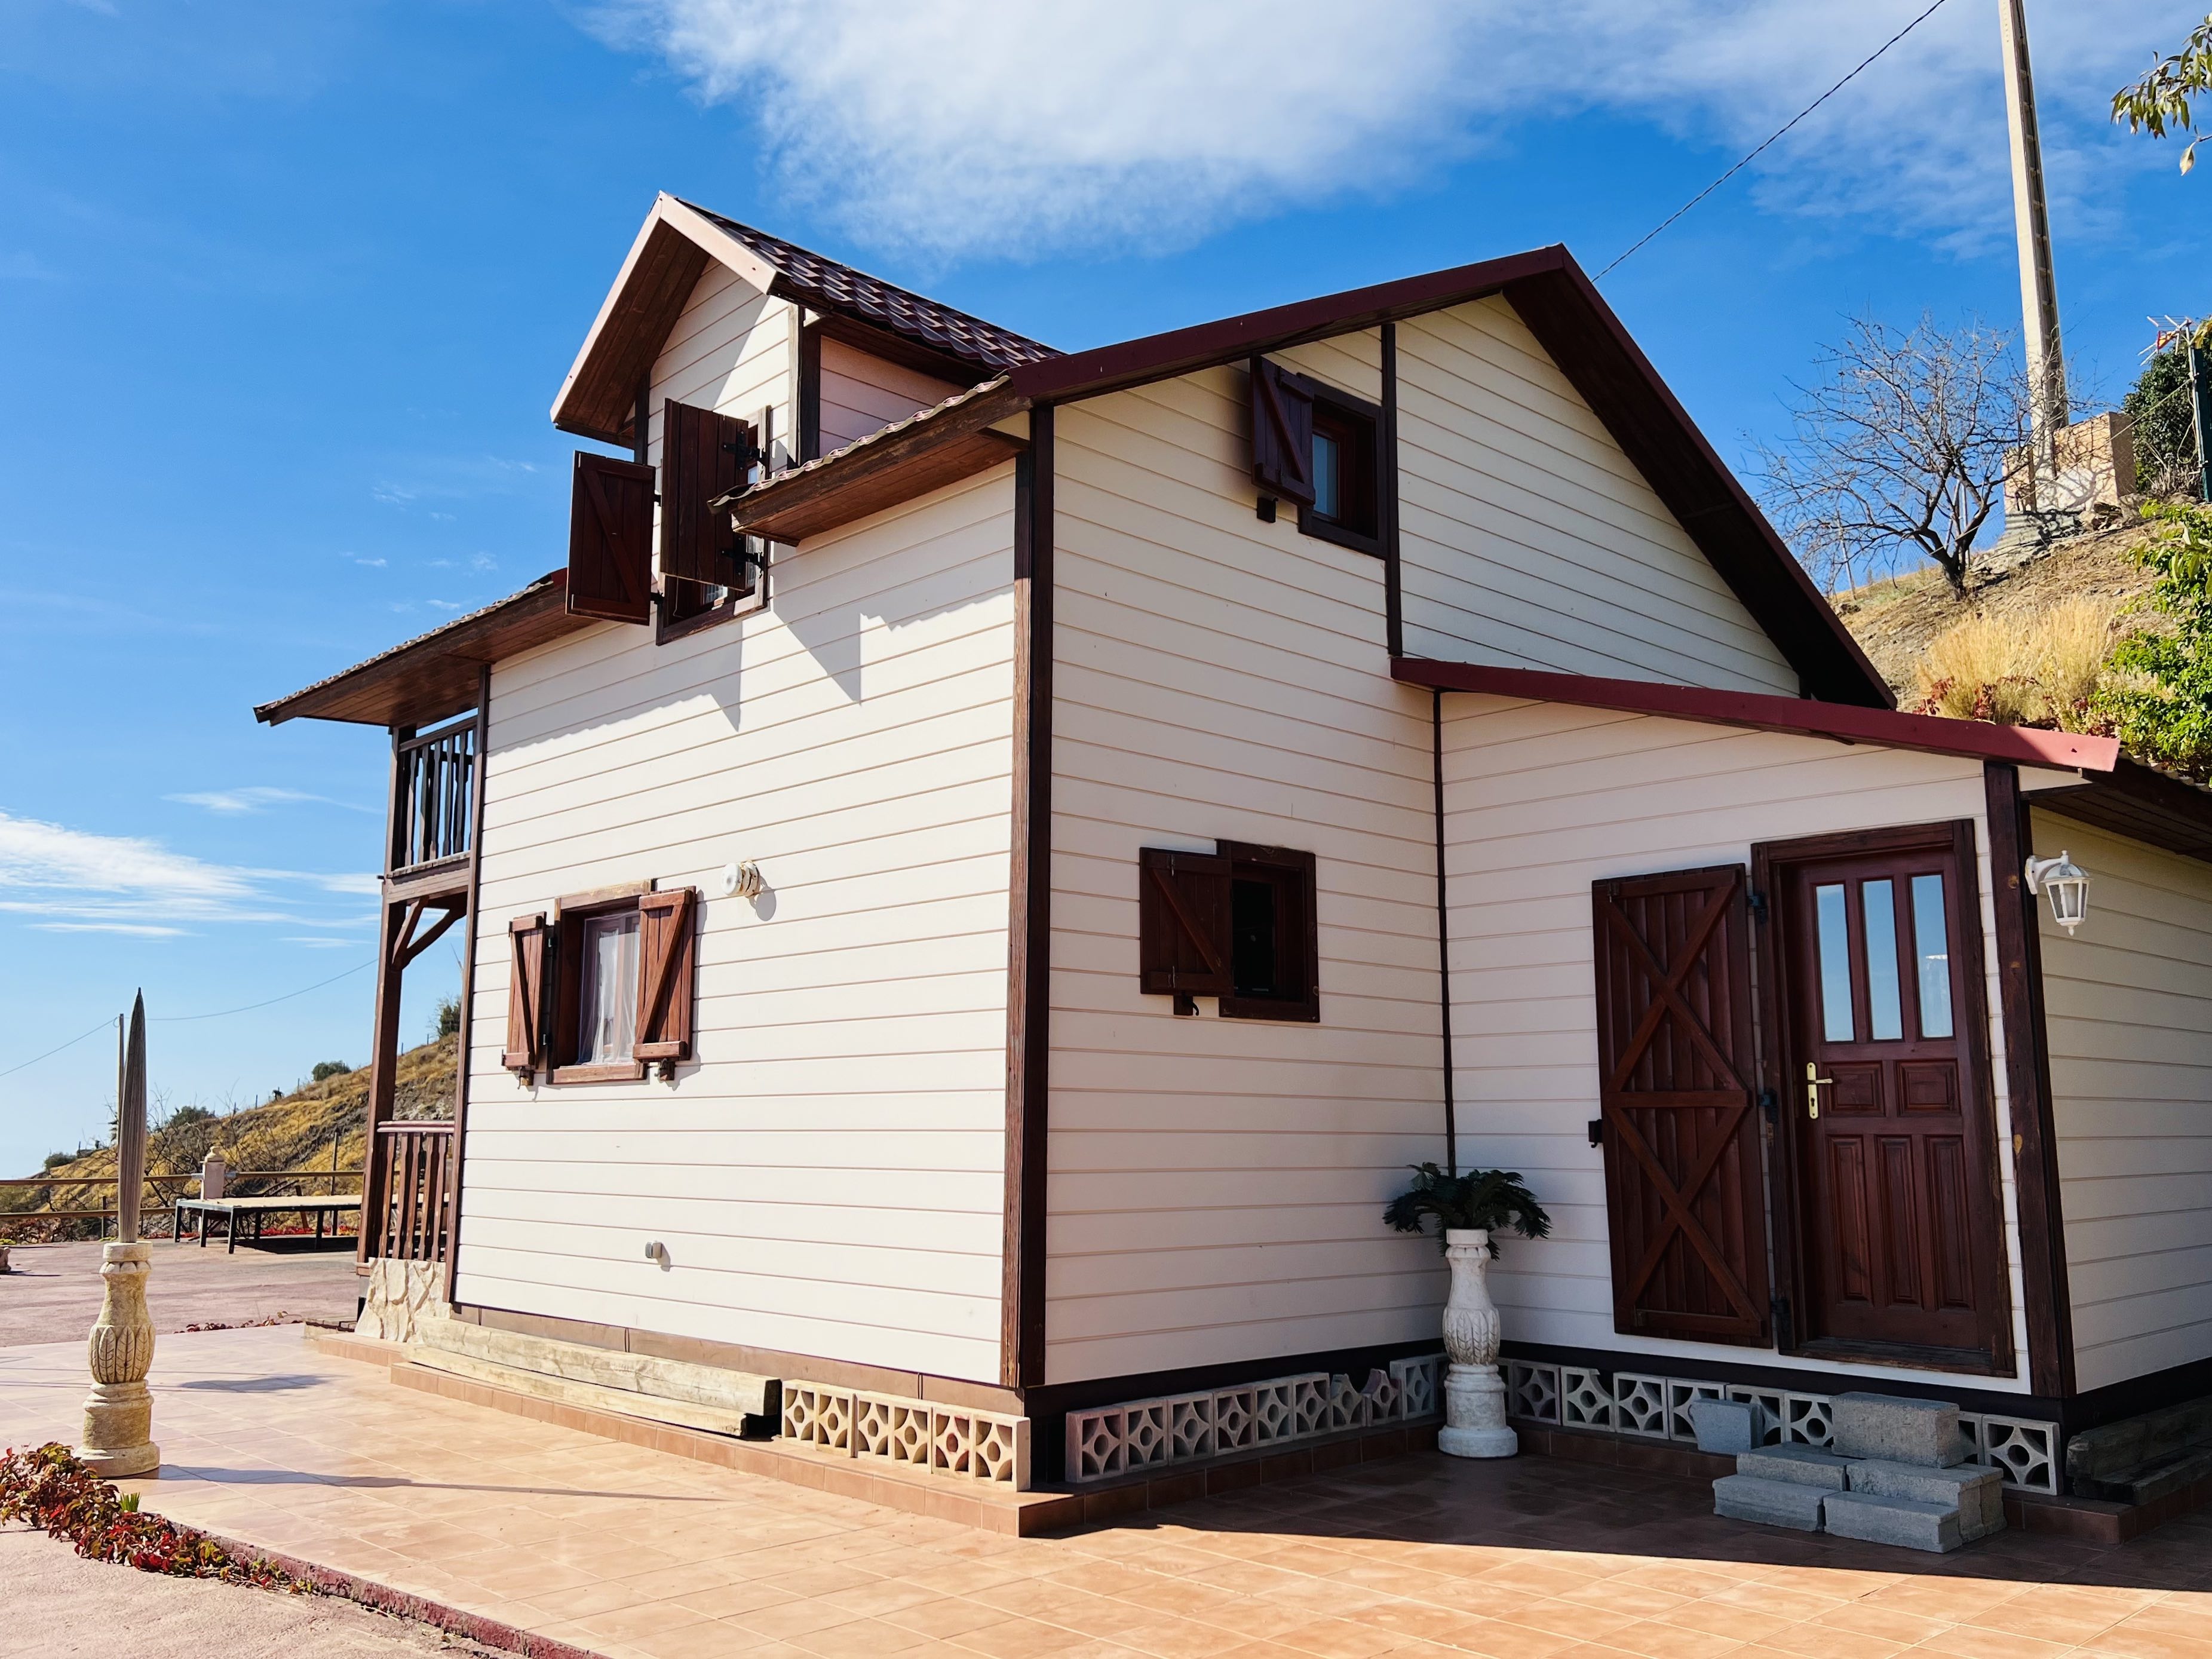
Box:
left=1805, top=1061, right=1833, bottom=1120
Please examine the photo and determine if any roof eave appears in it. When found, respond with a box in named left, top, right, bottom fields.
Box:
left=1392, top=657, right=2116, bottom=773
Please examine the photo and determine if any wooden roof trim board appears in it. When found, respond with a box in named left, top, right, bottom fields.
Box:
left=256, top=572, right=585, bottom=728
left=717, top=378, right=1026, bottom=542
left=1394, top=655, right=2212, bottom=867
left=1391, top=656, right=2118, bottom=771
left=553, top=194, right=1056, bottom=446
left=726, top=244, right=1889, bottom=709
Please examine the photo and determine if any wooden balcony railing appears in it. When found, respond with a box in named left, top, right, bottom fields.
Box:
left=370, top=1121, right=455, bottom=1264
left=391, top=715, right=477, bottom=875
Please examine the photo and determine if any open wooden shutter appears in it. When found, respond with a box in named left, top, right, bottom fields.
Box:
left=1139, top=847, right=1232, bottom=996
left=566, top=451, right=656, bottom=624
left=1591, top=864, right=1770, bottom=1345
left=634, top=887, right=698, bottom=1063
left=660, top=400, right=756, bottom=587
left=1249, top=358, right=1315, bottom=507
left=504, top=913, right=550, bottom=1074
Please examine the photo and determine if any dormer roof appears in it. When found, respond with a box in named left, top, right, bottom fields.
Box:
left=551, top=194, right=1056, bottom=446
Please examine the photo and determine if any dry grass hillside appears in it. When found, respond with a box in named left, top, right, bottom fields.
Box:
left=2, top=1036, right=456, bottom=1238
left=1834, top=519, right=2163, bottom=709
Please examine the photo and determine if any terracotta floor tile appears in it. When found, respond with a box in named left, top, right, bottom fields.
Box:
left=1910, top=1625, right=2076, bottom=1659
left=1587, top=1617, right=1747, bottom=1659
left=788, top=1616, right=937, bottom=1657
left=1271, top=1617, right=1407, bottom=1659
left=1751, top=1623, right=1907, bottom=1659
left=2084, top=1619, right=2212, bottom=1659
left=875, top=1596, right=1012, bottom=1640
left=1653, top=1602, right=1791, bottom=1645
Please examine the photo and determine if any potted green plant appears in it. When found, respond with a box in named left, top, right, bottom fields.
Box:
left=1385, top=1164, right=1550, bottom=1459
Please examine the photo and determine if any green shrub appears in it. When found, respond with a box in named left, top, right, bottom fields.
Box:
left=309, top=1060, right=352, bottom=1083
left=1383, top=1164, right=1551, bottom=1256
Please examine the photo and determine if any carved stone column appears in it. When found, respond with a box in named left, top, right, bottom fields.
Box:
left=1437, top=1227, right=1516, bottom=1459
left=80, top=1242, right=159, bottom=1477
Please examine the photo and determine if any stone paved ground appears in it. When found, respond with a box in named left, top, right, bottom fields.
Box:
left=0, top=1238, right=360, bottom=1347
left=1, top=1326, right=2207, bottom=1659
left=0, top=1526, right=498, bottom=1657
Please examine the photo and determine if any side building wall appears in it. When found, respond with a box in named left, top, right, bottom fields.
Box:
left=1438, top=695, right=2035, bottom=1394
left=456, top=435, right=1021, bottom=1380
left=2030, top=811, right=2212, bottom=1394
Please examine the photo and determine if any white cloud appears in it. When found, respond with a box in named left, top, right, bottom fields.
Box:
left=0, top=810, right=373, bottom=934
left=166, top=786, right=370, bottom=816
left=605, top=0, right=2196, bottom=259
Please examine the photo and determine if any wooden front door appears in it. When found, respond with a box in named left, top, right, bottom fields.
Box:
left=1765, top=824, right=2009, bottom=1363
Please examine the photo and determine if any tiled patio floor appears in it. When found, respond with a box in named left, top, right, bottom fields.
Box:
left=2, top=1327, right=2207, bottom=1659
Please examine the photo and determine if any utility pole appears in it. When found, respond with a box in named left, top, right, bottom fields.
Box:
left=1999, top=0, right=2066, bottom=495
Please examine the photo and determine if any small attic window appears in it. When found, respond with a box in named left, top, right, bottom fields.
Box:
left=1300, top=392, right=1381, bottom=556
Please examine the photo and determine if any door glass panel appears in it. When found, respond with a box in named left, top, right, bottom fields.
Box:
left=1912, top=873, right=1954, bottom=1038
left=1815, top=882, right=1854, bottom=1041
left=1862, top=879, right=1902, bottom=1040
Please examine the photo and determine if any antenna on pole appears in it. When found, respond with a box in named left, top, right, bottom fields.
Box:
left=1999, top=0, right=2066, bottom=496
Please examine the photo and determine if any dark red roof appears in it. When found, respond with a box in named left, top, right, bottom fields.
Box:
left=682, top=203, right=1057, bottom=376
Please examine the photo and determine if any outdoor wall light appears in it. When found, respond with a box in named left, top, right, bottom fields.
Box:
left=2026, top=851, right=2090, bottom=934
left=718, top=861, right=763, bottom=900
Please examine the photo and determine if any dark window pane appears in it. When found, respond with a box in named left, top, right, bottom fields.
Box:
left=1312, top=430, right=1340, bottom=520
left=1815, top=882, right=1854, bottom=1042
left=1912, top=873, right=1954, bottom=1038
left=1863, top=879, right=1902, bottom=1041
left=1232, top=877, right=1278, bottom=996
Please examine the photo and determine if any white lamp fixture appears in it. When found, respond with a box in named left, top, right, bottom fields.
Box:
left=2026, top=851, right=2090, bottom=934
left=718, top=861, right=763, bottom=900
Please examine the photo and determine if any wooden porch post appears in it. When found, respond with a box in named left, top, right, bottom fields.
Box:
left=1984, top=762, right=2077, bottom=1396
left=441, top=668, right=491, bottom=1304
left=356, top=724, right=412, bottom=1270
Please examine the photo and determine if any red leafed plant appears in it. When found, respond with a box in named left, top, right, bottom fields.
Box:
left=0, top=1442, right=303, bottom=1590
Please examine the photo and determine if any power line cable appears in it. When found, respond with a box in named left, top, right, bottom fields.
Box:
left=151, top=959, right=374, bottom=1023
left=0, top=1016, right=116, bottom=1083
left=1599, top=0, right=1957, bottom=280
left=0, top=958, right=375, bottom=1083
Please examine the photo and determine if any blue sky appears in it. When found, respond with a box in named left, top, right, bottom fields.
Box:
left=1, top=0, right=2204, bottom=1175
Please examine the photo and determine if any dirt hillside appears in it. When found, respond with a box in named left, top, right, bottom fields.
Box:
left=1834, top=520, right=2161, bottom=704
left=4, top=1036, right=456, bottom=1237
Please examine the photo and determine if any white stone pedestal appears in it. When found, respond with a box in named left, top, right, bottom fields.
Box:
left=80, top=1242, right=159, bottom=1477
left=1437, top=1228, right=1517, bottom=1459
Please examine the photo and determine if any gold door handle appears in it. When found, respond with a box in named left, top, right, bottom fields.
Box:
left=1805, top=1062, right=1833, bottom=1121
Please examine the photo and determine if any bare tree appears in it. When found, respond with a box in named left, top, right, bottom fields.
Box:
left=1753, top=314, right=2032, bottom=597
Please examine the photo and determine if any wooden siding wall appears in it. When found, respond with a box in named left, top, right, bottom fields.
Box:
left=2029, top=812, right=2212, bottom=1393
left=1044, top=337, right=1455, bottom=1388
left=818, top=338, right=964, bottom=456
left=1397, top=299, right=1798, bottom=695
left=641, top=263, right=795, bottom=473
left=454, top=261, right=1019, bottom=1382
left=1438, top=696, right=2038, bottom=1393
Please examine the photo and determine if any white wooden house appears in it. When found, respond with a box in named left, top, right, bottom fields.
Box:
left=260, top=195, right=2212, bottom=1507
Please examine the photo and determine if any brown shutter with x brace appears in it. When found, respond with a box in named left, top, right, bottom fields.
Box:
left=504, top=913, right=550, bottom=1074
left=1139, top=847, right=1231, bottom=997
left=1248, top=358, right=1315, bottom=507
left=659, top=400, right=757, bottom=588
left=634, top=887, right=698, bottom=1063
left=1591, top=864, right=1770, bottom=1345
left=566, top=451, right=656, bottom=624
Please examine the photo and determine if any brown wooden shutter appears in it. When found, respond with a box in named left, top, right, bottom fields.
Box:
left=659, top=400, right=756, bottom=588
left=1249, top=358, right=1315, bottom=507
left=1591, top=864, right=1770, bottom=1345
left=504, top=913, right=550, bottom=1074
left=634, top=887, right=698, bottom=1063
left=566, top=451, right=656, bottom=624
left=1139, top=847, right=1232, bottom=997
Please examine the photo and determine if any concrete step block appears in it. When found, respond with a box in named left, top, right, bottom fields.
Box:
left=1714, top=1473, right=1827, bottom=1531
left=1823, top=1490, right=1963, bottom=1553
left=1847, top=1458, right=2005, bottom=1539
left=1690, top=1397, right=1767, bottom=1454
left=1831, top=1392, right=1962, bottom=1467
left=1737, top=1445, right=1851, bottom=1489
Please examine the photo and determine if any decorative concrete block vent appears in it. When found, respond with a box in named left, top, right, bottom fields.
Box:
left=1063, top=1355, right=1443, bottom=1486
left=781, top=1382, right=1029, bottom=1489
left=1713, top=1392, right=2014, bottom=1553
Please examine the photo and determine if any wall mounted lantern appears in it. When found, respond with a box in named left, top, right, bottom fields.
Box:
left=2026, top=851, right=2090, bottom=934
